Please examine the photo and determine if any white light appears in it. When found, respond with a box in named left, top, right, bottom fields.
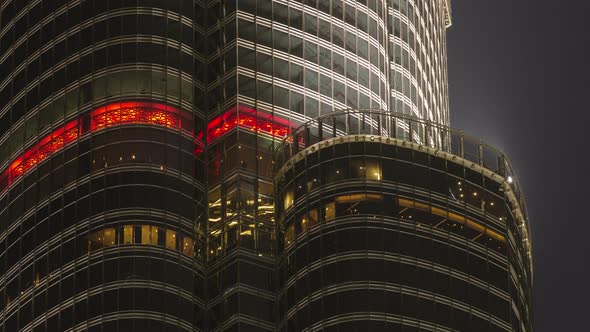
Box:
left=507, top=176, right=513, bottom=184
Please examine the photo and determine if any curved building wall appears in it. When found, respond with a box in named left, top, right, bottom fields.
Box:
left=275, top=134, right=532, bottom=331
left=207, top=0, right=451, bottom=133
left=0, top=1, right=206, bottom=331
left=204, top=2, right=452, bottom=327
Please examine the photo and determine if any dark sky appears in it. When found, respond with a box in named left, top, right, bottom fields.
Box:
left=447, top=1, right=590, bottom=330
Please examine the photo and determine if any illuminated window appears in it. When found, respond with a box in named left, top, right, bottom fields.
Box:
left=150, top=227, right=160, bottom=246
left=166, top=229, right=177, bottom=250
left=86, top=225, right=194, bottom=256
left=241, top=189, right=256, bottom=217
left=334, top=193, right=383, bottom=203
left=123, top=225, right=133, bottom=244
left=308, top=208, right=320, bottom=228
left=397, top=198, right=506, bottom=243
left=258, top=195, right=275, bottom=222
left=366, top=159, right=381, bottom=180
left=103, top=228, right=116, bottom=246
left=349, top=158, right=365, bottom=178
left=240, top=225, right=255, bottom=249
left=87, top=231, right=104, bottom=252
left=183, top=237, right=194, bottom=257
left=226, top=190, right=238, bottom=219
left=283, top=186, right=294, bottom=210
left=141, top=225, right=152, bottom=244
left=300, top=215, right=309, bottom=233
left=325, top=202, right=336, bottom=222
left=208, top=188, right=222, bottom=225
left=285, top=224, right=295, bottom=245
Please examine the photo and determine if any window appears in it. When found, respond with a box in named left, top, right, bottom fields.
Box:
left=182, top=237, right=194, bottom=256
left=166, top=229, right=177, bottom=250
left=283, top=186, right=294, bottom=210
left=86, top=226, right=194, bottom=256
left=209, top=187, right=222, bottom=224
left=123, top=225, right=133, bottom=244
left=325, top=202, right=335, bottom=222
left=103, top=228, right=116, bottom=246
left=141, top=225, right=151, bottom=244
left=285, top=224, right=295, bottom=245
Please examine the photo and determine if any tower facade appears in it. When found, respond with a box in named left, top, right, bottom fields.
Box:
left=0, top=1, right=206, bottom=331
left=0, top=1, right=532, bottom=332
left=274, top=111, right=533, bottom=331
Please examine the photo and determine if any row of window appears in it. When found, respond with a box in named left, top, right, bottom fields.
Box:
left=0, top=68, right=200, bottom=168
left=1, top=41, right=199, bottom=132
left=233, top=43, right=386, bottom=108
left=233, top=12, right=387, bottom=70
left=1, top=11, right=202, bottom=90
left=86, top=224, right=194, bottom=257
left=278, top=254, right=510, bottom=323
left=230, top=0, right=442, bottom=122
left=1, top=132, right=202, bottom=229
left=0, top=0, right=201, bottom=61
left=2, top=283, right=198, bottom=332
left=0, top=175, right=203, bottom=279
left=1, top=243, right=200, bottom=316
left=280, top=156, right=508, bottom=223
left=281, top=289, right=508, bottom=331
left=283, top=192, right=506, bottom=255
left=208, top=222, right=275, bottom=260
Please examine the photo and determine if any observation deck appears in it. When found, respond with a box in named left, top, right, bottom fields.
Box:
left=274, top=109, right=531, bottom=272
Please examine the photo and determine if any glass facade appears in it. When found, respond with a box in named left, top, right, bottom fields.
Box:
left=274, top=110, right=532, bottom=332
left=0, top=1, right=532, bottom=332
left=0, top=1, right=206, bottom=331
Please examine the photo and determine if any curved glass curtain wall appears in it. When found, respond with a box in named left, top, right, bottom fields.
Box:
left=274, top=110, right=532, bottom=331
left=275, top=109, right=529, bottom=224
left=0, top=0, right=207, bottom=331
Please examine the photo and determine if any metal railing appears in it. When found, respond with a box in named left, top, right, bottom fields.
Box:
left=274, top=109, right=526, bottom=218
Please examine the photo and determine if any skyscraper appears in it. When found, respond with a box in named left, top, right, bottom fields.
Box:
left=0, top=0, right=532, bottom=331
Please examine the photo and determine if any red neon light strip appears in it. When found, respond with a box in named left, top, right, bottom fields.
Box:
left=203, top=106, right=291, bottom=142
left=0, top=103, right=293, bottom=194
left=91, top=101, right=182, bottom=130
left=9, top=120, right=81, bottom=178
left=1, top=102, right=185, bottom=192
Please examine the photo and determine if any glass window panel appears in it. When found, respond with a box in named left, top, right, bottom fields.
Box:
left=325, top=202, right=336, bottom=222
left=285, top=224, right=295, bottom=245
left=150, top=227, right=159, bottom=246
left=166, top=230, right=177, bottom=250
left=283, top=186, right=294, bottom=210
left=141, top=225, right=151, bottom=244
left=103, top=228, right=116, bottom=247
left=366, top=158, right=381, bottom=180
left=182, top=237, right=194, bottom=256
left=209, top=187, right=222, bottom=224
left=123, top=225, right=133, bottom=244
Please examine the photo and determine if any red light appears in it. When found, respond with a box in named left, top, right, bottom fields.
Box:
left=10, top=120, right=80, bottom=178
left=91, top=101, right=181, bottom=131
left=204, top=106, right=292, bottom=142
left=1, top=101, right=185, bottom=193
left=0, top=102, right=293, bottom=194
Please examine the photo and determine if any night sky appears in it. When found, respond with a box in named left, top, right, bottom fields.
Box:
left=447, top=1, right=590, bottom=330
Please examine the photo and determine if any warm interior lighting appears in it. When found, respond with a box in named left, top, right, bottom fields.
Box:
left=335, top=193, right=383, bottom=204
left=397, top=198, right=506, bottom=243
